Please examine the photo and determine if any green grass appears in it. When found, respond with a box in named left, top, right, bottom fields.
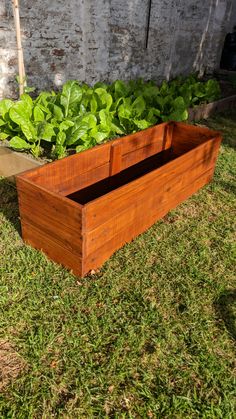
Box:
left=0, top=111, right=236, bottom=418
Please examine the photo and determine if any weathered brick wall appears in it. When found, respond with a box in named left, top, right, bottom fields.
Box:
left=0, top=0, right=235, bottom=98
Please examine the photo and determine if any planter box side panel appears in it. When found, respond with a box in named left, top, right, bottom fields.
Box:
left=171, top=123, right=221, bottom=155
left=84, top=138, right=221, bottom=232
left=83, top=169, right=214, bottom=274
left=83, top=138, right=221, bottom=274
left=21, top=123, right=171, bottom=197
left=16, top=177, right=83, bottom=276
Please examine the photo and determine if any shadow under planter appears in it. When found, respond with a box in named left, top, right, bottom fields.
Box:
left=214, top=289, right=236, bottom=341
left=0, top=177, right=21, bottom=235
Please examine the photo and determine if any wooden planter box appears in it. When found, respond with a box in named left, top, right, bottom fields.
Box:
left=16, top=122, right=222, bottom=277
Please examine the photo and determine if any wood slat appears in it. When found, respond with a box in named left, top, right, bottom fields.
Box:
left=21, top=221, right=83, bottom=276
left=58, top=162, right=110, bottom=196
left=17, top=177, right=83, bottom=229
left=172, top=123, right=221, bottom=155
left=118, top=123, right=168, bottom=154
left=17, top=176, right=83, bottom=256
left=19, top=208, right=82, bottom=255
left=110, top=142, right=122, bottom=176
left=24, top=142, right=111, bottom=192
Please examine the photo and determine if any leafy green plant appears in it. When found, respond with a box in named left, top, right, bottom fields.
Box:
left=0, top=75, right=221, bottom=159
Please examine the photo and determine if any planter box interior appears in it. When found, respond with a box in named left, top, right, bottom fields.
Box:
left=16, top=122, right=222, bottom=276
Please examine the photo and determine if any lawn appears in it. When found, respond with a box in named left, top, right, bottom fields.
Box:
left=0, top=111, right=235, bottom=418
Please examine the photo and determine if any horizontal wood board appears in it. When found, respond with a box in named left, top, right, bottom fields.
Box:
left=17, top=176, right=84, bottom=274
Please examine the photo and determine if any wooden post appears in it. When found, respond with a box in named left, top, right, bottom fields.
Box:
left=12, top=0, right=26, bottom=96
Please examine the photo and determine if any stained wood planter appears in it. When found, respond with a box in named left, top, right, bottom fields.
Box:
left=16, top=122, right=222, bottom=277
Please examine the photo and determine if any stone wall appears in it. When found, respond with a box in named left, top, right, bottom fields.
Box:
left=0, top=0, right=235, bottom=98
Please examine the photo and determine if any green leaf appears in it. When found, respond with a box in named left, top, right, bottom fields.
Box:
left=110, top=120, right=124, bottom=134
left=40, top=123, right=55, bottom=142
left=9, top=100, right=32, bottom=122
left=9, top=136, right=32, bottom=150
left=193, top=82, right=206, bottom=98
left=0, top=132, right=9, bottom=140
left=33, top=105, right=45, bottom=122
left=142, top=85, right=159, bottom=102
left=75, top=144, right=91, bottom=153
left=0, top=118, right=6, bottom=126
left=59, top=120, right=74, bottom=131
left=205, top=79, right=221, bottom=102
left=133, top=119, right=152, bottom=130
left=9, top=101, right=36, bottom=141
left=90, top=126, right=109, bottom=143
left=90, top=95, right=97, bottom=113
left=118, top=98, right=132, bottom=119
left=95, top=88, right=113, bottom=111
left=166, top=96, right=188, bottom=122
left=132, top=96, right=146, bottom=117
left=54, top=143, right=67, bottom=159
left=56, top=131, right=66, bottom=145
left=81, top=114, right=97, bottom=129
left=93, top=82, right=108, bottom=90
left=52, top=104, right=64, bottom=121
left=24, top=86, right=36, bottom=94
left=21, top=122, right=37, bottom=142
left=20, top=93, right=33, bottom=109
left=99, top=109, right=109, bottom=126
left=146, top=107, right=161, bottom=123
left=35, top=91, right=54, bottom=107
left=67, top=122, right=89, bottom=146
left=114, top=80, right=130, bottom=99
left=60, top=80, right=83, bottom=117
left=0, top=99, right=13, bottom=118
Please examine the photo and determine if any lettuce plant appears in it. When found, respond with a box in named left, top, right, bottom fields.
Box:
left=0, top=76, right=221, bottom=159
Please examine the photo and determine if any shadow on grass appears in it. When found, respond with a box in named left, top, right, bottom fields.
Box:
left=203, top=109, right=236, bottom=150
left=218, top=180, right=236, bottom=195
left=215, top=290, right=236, bottom=341
left=0, top=177, right=21, bottom=235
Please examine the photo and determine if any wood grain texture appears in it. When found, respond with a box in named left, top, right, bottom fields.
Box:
left=21, top=122, right=171, bottom=195
left=16, top=122, right=222, bottom=277
left=21, top=221, right=82, bottom=276
left=17, top=176, right=83, bottom=274
left=84, top=164, right=216, bottom=257
left=84, top=137, right=221, bottom=231
left=83, top=169, right=215, bottom=274
left=172, top=122, right=221, bottom=155
left=109, top=142, right=122, bottom=176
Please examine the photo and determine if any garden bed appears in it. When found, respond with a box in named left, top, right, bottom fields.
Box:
left=0, top=75, right=233, bottom=180
left=188, top=93, right=236, bottom=121
left=16, top=121, right=221, bottom=276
